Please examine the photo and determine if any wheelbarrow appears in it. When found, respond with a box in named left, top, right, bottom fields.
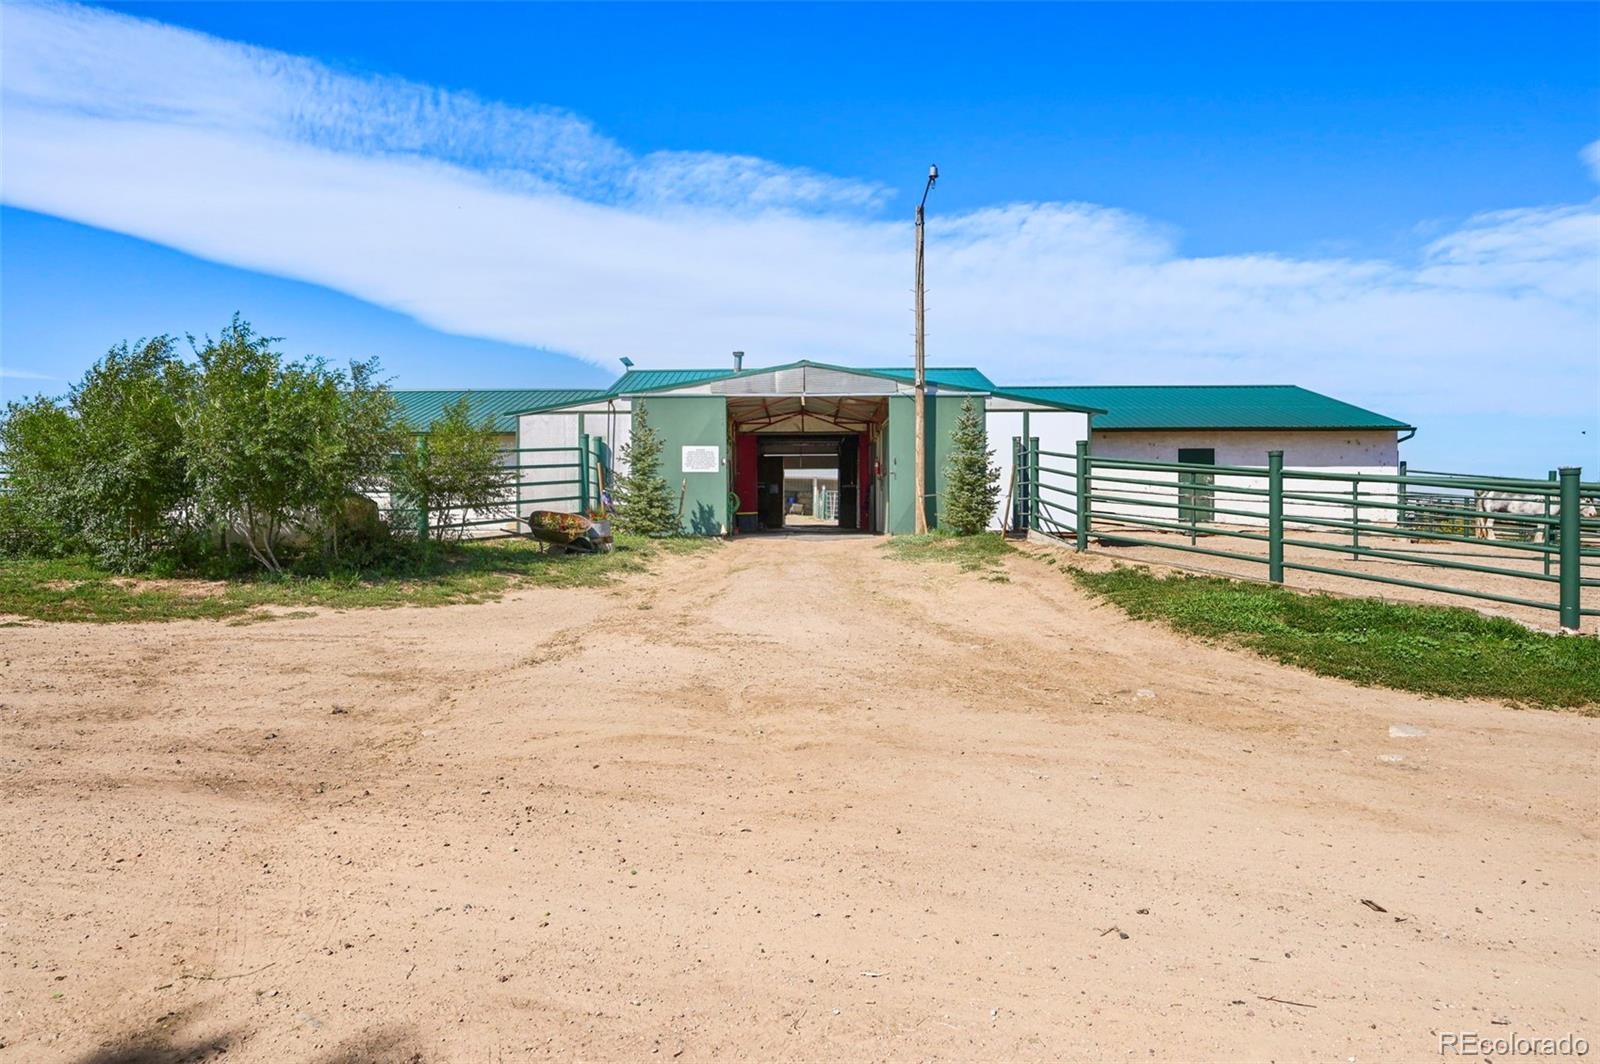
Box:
left=523, top=510, right=614, bottom=553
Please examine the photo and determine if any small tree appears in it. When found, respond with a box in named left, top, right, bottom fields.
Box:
left=71, top=337, right=194, bottom=570
left=941, top=397, right=1001, bottom=536
left=310, top=357, right=403, bottom=556
left=0, top=338, right=192, bottom=569
left=612, top=404, right=678, bottom=536
left=0, top=396, right=82, bottom=558
left=390, top=398, right=512, bottom=543
left=185, top=316, right=399, bottom=570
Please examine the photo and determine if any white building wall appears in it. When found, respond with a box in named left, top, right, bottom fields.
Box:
left=1087, top=429, right=1401, bottom=528
left=583, top=405, right=632, bottom=481
left=988, top=404, right=1091, bottom=532
left=515, top=402, right=633, bottom=517
left=1090, top=428, right=1399, bottom=469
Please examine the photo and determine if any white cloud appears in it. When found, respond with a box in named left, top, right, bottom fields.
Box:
left=0, top=367, right=62, bottom=382
left=2, top=0, right=1597, bottom=424
left=1583, top=140, right=1600, bottom=184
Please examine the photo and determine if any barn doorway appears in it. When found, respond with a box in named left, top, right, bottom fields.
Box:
left=755, top=435, right=850, bottom=532
left=727, top=394, right=886, bottom=534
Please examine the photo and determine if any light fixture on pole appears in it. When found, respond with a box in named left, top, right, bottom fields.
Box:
left=913, top=163, right=938, bottom=534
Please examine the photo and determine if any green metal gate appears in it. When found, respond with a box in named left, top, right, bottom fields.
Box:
left=1020, top=440, right=1598, bottom=630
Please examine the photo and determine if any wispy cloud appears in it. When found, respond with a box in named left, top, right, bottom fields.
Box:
left=2, top=0, right=1596, bottom=424
left=0, top=367, right=62, bottom=382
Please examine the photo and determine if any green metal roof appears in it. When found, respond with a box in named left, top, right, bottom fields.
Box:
left=392, top=388, right=609, bottom=432
left=999, top=385, right=1412, bottom=431
left=607, top=368, right=738, bottom=394
left=869, top=366, right=996, bottom=391
left=392, top=376, right=1408, bottom=433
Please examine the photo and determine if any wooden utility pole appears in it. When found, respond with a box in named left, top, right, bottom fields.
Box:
left=913, top=164, right=938, bottom=534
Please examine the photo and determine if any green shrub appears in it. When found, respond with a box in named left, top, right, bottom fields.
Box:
left=0, top=395, right=82, bottom=557
left=3, top=316, right=418, bottom=574
left=1, top=339, right=196, bottom=570
left=390, top=397, right=512, bottom=542
left=184, top=316, right=402, bottom=570
left=71, top=337, right=194, bottom=570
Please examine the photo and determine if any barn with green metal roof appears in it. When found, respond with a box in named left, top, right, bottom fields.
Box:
left=392, top=360, right=1410, bottom=536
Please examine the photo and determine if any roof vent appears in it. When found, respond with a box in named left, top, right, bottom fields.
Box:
left=733, top=350, right=744, bottom=371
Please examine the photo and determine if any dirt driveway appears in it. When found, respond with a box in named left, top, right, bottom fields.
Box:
left=2, top=535, right=1595, bottom=1062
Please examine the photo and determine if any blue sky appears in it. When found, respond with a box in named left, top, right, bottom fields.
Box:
left=2, top=1, right=1597, bottom=472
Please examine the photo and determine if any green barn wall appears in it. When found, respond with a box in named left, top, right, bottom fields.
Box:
left=886, top=394, right=967, bottom=534
left=635, top=396, right=729, bottom=535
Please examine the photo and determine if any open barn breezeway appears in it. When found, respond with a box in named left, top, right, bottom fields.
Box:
left=2, top=536, right=1595, bottom=1062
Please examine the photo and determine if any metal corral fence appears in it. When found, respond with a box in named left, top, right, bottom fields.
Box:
left=375, top=433, right=614, bottom=540
left=1017, top=440, right=1599, bottom=630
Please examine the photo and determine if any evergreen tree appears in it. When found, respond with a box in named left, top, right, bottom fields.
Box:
left=614, top=404, right=678, bottom=535
left=941, top=398, right=1001, bottom=536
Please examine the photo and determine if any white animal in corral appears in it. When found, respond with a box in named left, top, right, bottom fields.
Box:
left=1475, top=490, right=1598, bottom=540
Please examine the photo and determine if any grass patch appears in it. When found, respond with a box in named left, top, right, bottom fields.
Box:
left=0, top=535, right=713, bottom=624
left=1071, top=565, right=1599, bottom=710
left=883, top=532, right=1013, bottom=578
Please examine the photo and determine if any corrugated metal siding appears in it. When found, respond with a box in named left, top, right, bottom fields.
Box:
left=803, top=366, right=897, bottom=394
left=393, top=389, right=609, bottom=432
left=714, top=369, right=793, bottom=395
left=1000, top=385, right=1412, bottom=431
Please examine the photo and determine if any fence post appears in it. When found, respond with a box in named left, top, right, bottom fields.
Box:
left=1558, top=466, right=1581, bottom=631
left=1074, top=439, right=1090, bottom=552
left=1019, top=414, right=1031, bottom=534
left=1027, top=437, right=1040, bottom=533
left=1268, top=450, right=1284, bottom=584
left=578, top=433, right=591, bottom=516
left=415, top=435, right=429, bottom=540
left=1397, top=459, right=1408, bottom=535
left=1350, top=475, right=1360, bottom=561
left=1009, top=438, right=1019, bottom=530
left=1545, top=470, right=1557, bottom=578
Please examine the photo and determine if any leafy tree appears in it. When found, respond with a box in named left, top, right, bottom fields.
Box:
left=390, top=397, right=512, bottom=543
left=613, top=403, right=678, bottom=535
left=184, top=316, right=398, bottom=570
left=941, top=397, right=1001, bottom=536
left=71, top=337, right=194, bottom=569
left=0, top=338, right=192, bottom=569
left=310, top=357, right=403, bottom=556
left=0, top=396, right=82, bottom=558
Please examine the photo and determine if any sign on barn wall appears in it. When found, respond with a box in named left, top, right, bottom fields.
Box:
left=682, top=445, right=720, bottom=473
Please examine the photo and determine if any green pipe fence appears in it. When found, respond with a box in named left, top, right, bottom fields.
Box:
left=381, top=437, right=613, bottom=541
left=1074, top=439, right=1090, bottom=552
left=1017, top=436, right=1597, bottom=629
